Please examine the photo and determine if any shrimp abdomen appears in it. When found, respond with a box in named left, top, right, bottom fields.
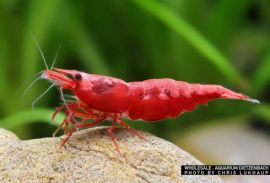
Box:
left=127, top=79, right=257, bottom=121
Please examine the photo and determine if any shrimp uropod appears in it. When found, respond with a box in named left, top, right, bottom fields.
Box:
left=40, top=68, right=260, bottom=153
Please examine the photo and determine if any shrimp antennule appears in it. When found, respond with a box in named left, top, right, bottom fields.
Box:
left=30, top=32, right=49, bottom=70
left=51, top=42, right=62, bottom=70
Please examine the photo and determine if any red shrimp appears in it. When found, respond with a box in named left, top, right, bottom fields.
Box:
left=42, top=68, right=259, bottom=152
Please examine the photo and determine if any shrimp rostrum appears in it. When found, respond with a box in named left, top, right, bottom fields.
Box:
left=42, top=68, right=259, bottom=151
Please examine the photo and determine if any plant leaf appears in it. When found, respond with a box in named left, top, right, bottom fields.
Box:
left=0, top=109, right=64, bottom=129
left=65, top=4, right=111, bottom=75
left=253, top=104, right=270, bottom=123
left=132, top=0, right=247, bottom=86
left=252, top=52, right=270, bottom=96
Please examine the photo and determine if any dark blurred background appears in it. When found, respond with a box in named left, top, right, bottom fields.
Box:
left=0, top=0, right=269, bottom=181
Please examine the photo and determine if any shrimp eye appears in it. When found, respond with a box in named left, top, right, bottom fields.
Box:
left=74, top=73, right=82, bottom=81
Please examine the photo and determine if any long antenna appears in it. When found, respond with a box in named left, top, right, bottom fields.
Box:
left=58, top=88, right=78, bottom=125
left=30, top=32, right=49, bottom=70
left=31, top=84, right=55, bottom=109
left=59, top=88, right=72, bottom=116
